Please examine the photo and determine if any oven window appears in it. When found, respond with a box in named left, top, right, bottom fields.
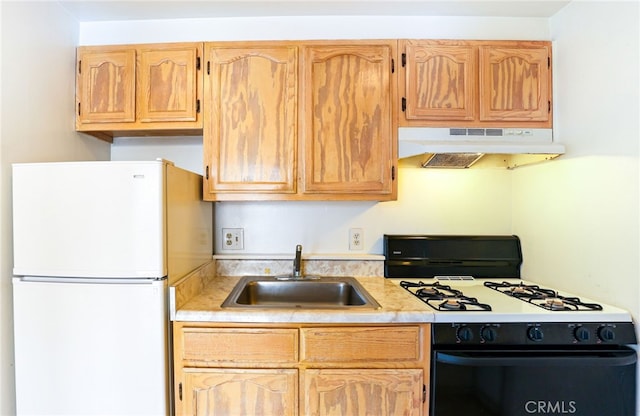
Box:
left=431, top=349, right=636, bottom=416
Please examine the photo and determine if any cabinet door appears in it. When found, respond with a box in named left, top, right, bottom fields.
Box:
left=301, top=43, right=396, bottom=197
left=479, top=45, right=551, bottom=122
left=404, top=41, right=477, bottom=121
left=302, top=369, right=423, bottom=416
left=203, top=44, right=298, bottom=197
left=183, top=369, right=298, bottom=416
left=137, top=44, right=202, bottom=123
left=77, top=47, right=136, bottom=124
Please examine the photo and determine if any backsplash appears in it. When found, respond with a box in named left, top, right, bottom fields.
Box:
left=215, top=258, right=384, bottom=278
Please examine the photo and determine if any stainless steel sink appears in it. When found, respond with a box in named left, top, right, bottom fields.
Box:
left=221, top=276, right=381, bottom=309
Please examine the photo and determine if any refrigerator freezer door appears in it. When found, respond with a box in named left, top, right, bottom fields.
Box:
left=12, top=161, right=166, bottom=278
left=13, top=277, right=168, bottom=416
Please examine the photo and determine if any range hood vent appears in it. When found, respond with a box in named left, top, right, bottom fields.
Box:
left=399, top=127, right=565, bottom=169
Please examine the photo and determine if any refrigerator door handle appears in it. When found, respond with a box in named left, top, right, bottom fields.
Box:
left=17, top=276, right=167, bottom=284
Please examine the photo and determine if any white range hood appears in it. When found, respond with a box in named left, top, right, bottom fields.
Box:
left=399, top=127, right=565, bottom=169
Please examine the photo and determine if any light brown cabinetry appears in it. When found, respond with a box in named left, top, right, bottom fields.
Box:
left=173, top=323, right=430, bottom=416
left=202, top=40, right=397, bottom=202
left=203, top=43, right=298, bottom=196
left=300, top=43, right=397, bottom=197
left=76, top=43, right=203, bottom=141
left=400, top=39, right=552, bottom=128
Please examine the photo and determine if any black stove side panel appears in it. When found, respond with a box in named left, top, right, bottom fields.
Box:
left=384, top=235, right=523, bottom=279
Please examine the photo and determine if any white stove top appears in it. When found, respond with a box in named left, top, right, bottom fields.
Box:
left=393, top=278, right=633, bottom=323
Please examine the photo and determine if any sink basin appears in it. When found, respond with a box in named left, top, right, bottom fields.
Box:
left=221, top=276, right=381, bottom=309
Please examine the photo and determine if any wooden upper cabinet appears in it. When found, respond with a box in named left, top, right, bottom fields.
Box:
left=400, top=39, right=552, bottom=128
left=479, top=45, right=551, bottom=122
left=77, top=47, right=136, bottom=124
left=403, top=41, right=477, bottom=121
left=76, top=43, right=203, bottom=141
left=203, top=40, right=397, bottom=202
left=138, top=46, right=201, bottom=123
left=301, top=41, right=397, bottom=198
left=203, top=43, right=298, bottom=198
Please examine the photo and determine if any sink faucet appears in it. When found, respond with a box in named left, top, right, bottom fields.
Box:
left=293, top=244, right=302, bottom=277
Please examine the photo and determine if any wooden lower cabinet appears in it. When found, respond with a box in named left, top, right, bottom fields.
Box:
left=173, top=323, right=430, bottom=416
left=302, top=369, right=423, bottom=415
left=183, top=368, right=298, bottom=416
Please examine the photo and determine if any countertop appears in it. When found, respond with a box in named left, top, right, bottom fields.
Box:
left=173, top=275, right=434, bottom=324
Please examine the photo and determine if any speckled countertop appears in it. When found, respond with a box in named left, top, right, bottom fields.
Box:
left=173, top=275, right=434, bottom=324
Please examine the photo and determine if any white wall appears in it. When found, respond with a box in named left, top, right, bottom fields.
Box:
left=105, top=14, right=552, bottom=254
left=513, top=0, right=639, bottom=321
left=512, top=3, right=639, bottom=411
left=0, top=3, right=110, bottom=413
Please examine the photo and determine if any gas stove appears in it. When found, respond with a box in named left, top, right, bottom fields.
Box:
left=384, top=235, right=637, bottom=416
left=384, top=234, right=635, bottom=340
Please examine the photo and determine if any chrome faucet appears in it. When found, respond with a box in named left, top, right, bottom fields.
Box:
left=293, top=244, right=302, bottom=277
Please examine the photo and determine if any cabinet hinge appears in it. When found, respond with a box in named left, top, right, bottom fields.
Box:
left=207, top=61, right=210, bottom=75
left=401, top=53, right=406, bottom=67
left=205, top=165, right=209, bottom=180
left=391, top=165, right=395, bottom=181
left=179, top=382, right=182, bottom=401
left=196, top=99, right=201, bottom=113
left=401, top=97, right=406, bottom=112
left=423, top=384, right=426, bottom=403
left=391, top=58, right=395, bottom=74
left=196, top=56, right=201, bottom=70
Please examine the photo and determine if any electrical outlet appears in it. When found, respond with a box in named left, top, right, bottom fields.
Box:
left=222, top=228, right=244, bottom=250
left=349, top=228, right=363, bottom=251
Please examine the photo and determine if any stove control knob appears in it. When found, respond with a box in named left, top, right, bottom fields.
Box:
left=480, top=326, right=498, bottom=342
left=598, top=326, right=616, bottom=342
left=573, top=326, right=591, bottom=342
left=456, top=326, right=474, bottom=342
left=527, top=326, right=544, bottom=342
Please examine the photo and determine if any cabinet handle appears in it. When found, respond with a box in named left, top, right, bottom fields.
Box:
left=179, top=382, right=182, bottom=401
left=205, top=165, right=209, bottom=180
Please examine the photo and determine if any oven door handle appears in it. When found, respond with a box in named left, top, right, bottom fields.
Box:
left=435, top=350, right=637, bottom=367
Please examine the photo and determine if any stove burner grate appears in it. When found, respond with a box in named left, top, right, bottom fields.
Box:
left=484, top=281, right=603, bottom=311
left=400, top=280, right=492, bottom=311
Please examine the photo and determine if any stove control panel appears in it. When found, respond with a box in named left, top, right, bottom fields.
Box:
left=434, top=322, right=637, bottom=346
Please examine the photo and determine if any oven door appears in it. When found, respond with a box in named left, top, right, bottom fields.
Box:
left=431, top=348, right=636, bottom=416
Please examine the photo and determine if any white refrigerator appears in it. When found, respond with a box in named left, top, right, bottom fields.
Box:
left=12, top=160, right=213, bottom=416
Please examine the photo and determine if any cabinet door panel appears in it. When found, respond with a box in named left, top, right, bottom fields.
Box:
left=302, top=44, right=394, bottom=195
left=138, top=46, right=201, bottom=122
left=78, top=49, right=136, bottom=124
left=302, top=369, right=423, bottom=416
left=184, top=369, right=298, bottom=416
left=204, top=45, right=298, bottom=195
left=479, top=46, right=550, bottom=121
left=404, top=42, right=476, bottom=120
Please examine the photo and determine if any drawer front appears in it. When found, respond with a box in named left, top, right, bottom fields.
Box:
left=300, top=326, right=423, bottom=364
left=181, top=327, right=298, bottom=366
